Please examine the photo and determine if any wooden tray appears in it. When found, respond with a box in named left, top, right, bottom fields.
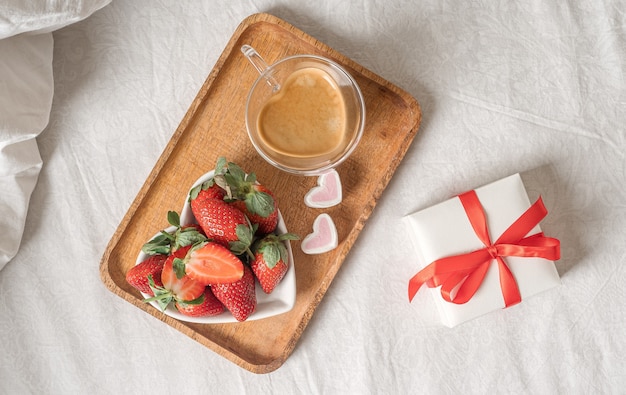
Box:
left=100, top=13, right=421, bottom=374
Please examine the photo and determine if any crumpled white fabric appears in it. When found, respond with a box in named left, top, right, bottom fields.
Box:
left=0, top=0, right=110, bottom=39
left=0, top=33, right=51, bottom=271
left=0, top=0, right=110, bottom=271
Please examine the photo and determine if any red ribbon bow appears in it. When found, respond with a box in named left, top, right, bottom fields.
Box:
left=408, top=190, right=560, bottom=306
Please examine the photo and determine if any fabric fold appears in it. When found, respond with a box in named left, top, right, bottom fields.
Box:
left=0, top=32, right=52, bottom=271
left=0, top=137, right=42, bottom=269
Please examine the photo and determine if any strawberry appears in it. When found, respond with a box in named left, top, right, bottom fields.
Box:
left=250, top=233, right=299, bottom=293
left=212, top=265, right=257, bottom=322
left=213, top=157, right=278, bottom=235
left=144, top=245, right=206, bottom=312
left=190, top=195, right=255, bottom=252
left=188, top=179, right=226, bottom=203
left=230, top=185, right=278, bottom=235
left=126, top=254, right=167, bottom=296
left=141, top=211, right=207, bottom=256
left=179, top=241, right=244, bottom=285
left=175, top=287, right=224, bottom=317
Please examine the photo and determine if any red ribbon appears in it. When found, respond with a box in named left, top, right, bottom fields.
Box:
left=408, top=190, right=560, bottom=306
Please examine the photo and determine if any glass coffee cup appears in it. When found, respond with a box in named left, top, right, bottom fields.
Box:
left=242, top=45, right=366, bottom=176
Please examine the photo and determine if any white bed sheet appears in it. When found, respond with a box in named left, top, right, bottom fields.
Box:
left=1, top=0, right=624, bottom=393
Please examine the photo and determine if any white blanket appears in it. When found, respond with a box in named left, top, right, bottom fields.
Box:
left=0, top=0, right=110, bottom=270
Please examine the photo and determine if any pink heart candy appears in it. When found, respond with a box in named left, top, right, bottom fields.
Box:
left=301, top=213, right=338, bottom=255
left=304, top=170, right=342, bottom=208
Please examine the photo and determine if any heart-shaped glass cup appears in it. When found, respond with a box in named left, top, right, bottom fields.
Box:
left=242, top=45, right=366, bottom=176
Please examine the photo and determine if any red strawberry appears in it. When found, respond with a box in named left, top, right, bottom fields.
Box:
left=188, top=179, right=226, bottom=204
left=190, top=196, right=255, bottom=252
left=214, top=159, right=278, bottom=235
left=182, top=241, right=244, bottom=285
left=230, top=184, right=278, bottom=235
left=144, top=246, right=206, bottom=311
left=175, top=287, right=224, bottom=317
left=212, top=265, right=257, bottom=322
left=126, top=254, right=167, bottom=296
left=250, top=233, right=299, bottom=293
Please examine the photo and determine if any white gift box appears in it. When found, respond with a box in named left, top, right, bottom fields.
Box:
left=405, top=173, right=561, bottom=327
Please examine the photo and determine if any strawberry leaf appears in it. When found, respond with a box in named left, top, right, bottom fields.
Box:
left=279, top=232, right=300, bottom=241
left=227, top=162, right=246, bottom=181
left=189, top=179, right=217, bottom=201
left=141, top=233, right=173, bottom=255
left=277, top=233, right=298, bottom=262
left=245, top=172, right=257, bottom=184
left=144, top=275, right=172, bottom=312
left=230, top=226, right=251, bottom=256
left=229, top=241, right=248, bottom=256
left=173, top=258, right=186, bottom=279
left=223, top=172, right=239, bottom=190
left=261, top=243, right=281, bottom=269
left=167, top=211, right=180, bottom=227
left=215, top=157, right=228, bottom=175
left=175, top=228, right=207, bottom=248
left=189, top=184, right=202, bottom=201
left=229, top=220, right=257, bottom=256
left=176, top=293, right=205, bottom=306
left=277, top=242, right=289, bottom=264
left=239, top=222, right=255, bottom=245
left=246, top=191, right=274, bottom=217
left=213, top=175, right=232, bottom=198
left=254, top=232, right=297, bottom=268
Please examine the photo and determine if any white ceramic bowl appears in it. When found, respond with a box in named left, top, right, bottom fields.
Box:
left=135, top=170, right=296, bottom=323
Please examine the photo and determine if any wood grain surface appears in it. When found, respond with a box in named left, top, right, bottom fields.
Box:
left=99, top=13, right=421, bottom=373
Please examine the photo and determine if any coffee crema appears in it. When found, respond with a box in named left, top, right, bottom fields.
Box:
left=257, top=67, right=347, bottom=158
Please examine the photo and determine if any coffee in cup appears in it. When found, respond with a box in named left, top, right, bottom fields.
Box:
left=242, top=45, right=365, bottom=176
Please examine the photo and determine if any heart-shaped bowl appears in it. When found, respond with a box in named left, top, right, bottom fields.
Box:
left=135, top=170, right=296, bottom=323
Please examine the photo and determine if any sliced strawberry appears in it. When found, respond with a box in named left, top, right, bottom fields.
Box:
left=144, top=245, right=206, bottom=311
left=175, top=287, right=224, bottom=317
left=212, top=265, right=257, bottom=322
left=161, top=249, right=205, bottom=302
left=126, top=254, right=167, bottom=296
left=250, top=233, right=299, bottom=293
left=183, top=242, right=244, bottom=285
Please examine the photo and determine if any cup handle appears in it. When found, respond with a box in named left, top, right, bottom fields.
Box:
left=241, top=45, right=281, bottom=92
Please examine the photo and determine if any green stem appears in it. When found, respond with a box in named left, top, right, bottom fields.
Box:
left=245, top=247, right=255, bottom=261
